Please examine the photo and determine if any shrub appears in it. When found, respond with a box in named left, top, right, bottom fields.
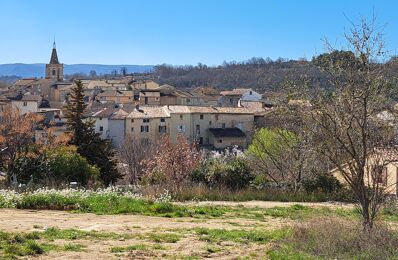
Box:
left=193, top=157, right=254, bottom=190
left=302, top=174, right=342, bottom=193
left=269, top=217, right=398, bottom=259
left=14, top=146, right=99, bottom=186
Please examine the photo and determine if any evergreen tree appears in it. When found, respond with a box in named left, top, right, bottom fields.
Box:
left=65, top=80, right=120, bottom=185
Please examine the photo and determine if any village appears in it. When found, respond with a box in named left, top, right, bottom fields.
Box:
left=0, top=1, right=398, bottom=258
left=2, top=42, right=272, bottom=150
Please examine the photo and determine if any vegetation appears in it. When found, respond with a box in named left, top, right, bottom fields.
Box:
left=307, top=17, right=396, bottom=229
left=0, top=107, right=43, bottom=184
left=269, top=217, right=398, bottom=260
left=247, top=128, right=307, bottom=190
left=192, top=157, right=254, bottom=190
left=142, top=135, right=201, bottom=192
left=65, top=80, right=119, bottom=185
left=15, top=145, right=99, bottom=186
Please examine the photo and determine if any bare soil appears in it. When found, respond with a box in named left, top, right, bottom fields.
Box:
left=0, top=201, right=354, bottom=259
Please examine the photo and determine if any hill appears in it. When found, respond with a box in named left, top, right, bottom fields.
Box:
left=0, top=64, right=153, bottom=78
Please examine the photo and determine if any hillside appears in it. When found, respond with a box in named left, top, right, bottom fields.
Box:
left=0, top=64, right=153, bottom=78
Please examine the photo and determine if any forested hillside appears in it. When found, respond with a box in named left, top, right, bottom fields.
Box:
left=153, top=55, right=398, bottom=92
left=152, top=57, right=329, bottom=92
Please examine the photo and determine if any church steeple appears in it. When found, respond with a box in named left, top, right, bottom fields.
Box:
left=50, top=40, right=60, bottom=64
left=45, top=40, right=63, bottom=81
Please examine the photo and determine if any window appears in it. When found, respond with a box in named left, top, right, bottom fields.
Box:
left=143, top=118, right=150, bottom=123
left=209, top=121, right=212, bottom=126
left=180, top=114, right=183, bottom=120
left=196, top=124, right=200, bottom=134
left=187, top=98, right=191, bottom=103
left=144, top=97, right=149, bottom=104
left=160, top=118, right=165, bottom=123
left=52, top=70, right=56, bottom=76
left=141, top=138, right=149, bottom=145
left=215, top=115, right=219, bottom=121
left=372, top=165, right=387, bottom=186
left=222, top=123, right=226, bottom=128
left=159, top=125, right=167, bottom=133
left=99, top=126, right=103, bottom=132
left=217, top=139, right=223, bottom=143
left=131, top=119, right=134, bottom=123
left=23, top=102, right=27, bottom=107
left=131, top=127, right=134, bottom=132
left=249, top=91, right=253, bottom=95
left=99, top=117, right=102, bottom=120
left=200, top=114, right=204, bottom=120
left=177, top=125, right=185, bottom=133
left=155, top=97, right=159, bottom=100
left=199, top=137, right=203, bottom=144
left=141, top=125, right=149, bottom=133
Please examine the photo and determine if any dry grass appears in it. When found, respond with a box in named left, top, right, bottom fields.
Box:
left=270, top=217, right=398, bottom=260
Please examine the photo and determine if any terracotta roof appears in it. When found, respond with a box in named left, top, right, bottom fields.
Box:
left=92, top=108, right=128, bottom=119
left=110, top=109, right=129, bottom=120
left=127, top=106, right=170, bottom=119
left=21, top=95, right=42, bottom=102
left=14, top=78, right=37, bottom=86
left=209, top=128, right=246, bottom=138
left=220, top=88, right=252, bottom=96
left=166, top=105, right=253, bottom=114
left=97, top=90, right=133, bottom=97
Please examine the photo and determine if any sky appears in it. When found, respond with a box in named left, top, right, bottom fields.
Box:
left=1, top=0, right=398, bottom=65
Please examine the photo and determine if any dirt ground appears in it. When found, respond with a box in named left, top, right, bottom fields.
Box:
left=0, top=201, right=354, bottom=259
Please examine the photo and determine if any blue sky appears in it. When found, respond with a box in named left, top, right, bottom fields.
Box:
left=0, top=0, right=397, bottom=65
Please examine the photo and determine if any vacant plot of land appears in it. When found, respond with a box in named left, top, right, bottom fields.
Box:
left=0, top=201, right=393, bottom=259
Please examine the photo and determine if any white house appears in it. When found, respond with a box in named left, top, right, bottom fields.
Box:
left=11, top=95, right=42, bottom=115
left=218, top=88, right=262, bottom=107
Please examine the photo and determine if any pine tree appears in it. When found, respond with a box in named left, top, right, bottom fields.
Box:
left=65, top=80, right=120, bottom=185
left=65, top=80, right=87, bottom=146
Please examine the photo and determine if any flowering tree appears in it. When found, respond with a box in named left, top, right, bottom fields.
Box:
left=142, top=135, right=201, bottom=191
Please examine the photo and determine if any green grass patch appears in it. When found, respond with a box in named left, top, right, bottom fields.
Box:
left=40, top=227, right=133, bottom=241
left=145, top=232, right=181, bottom=243
left=63, top=243, right=86, bottom=252
left=110, top=243, right=166, bottom=253
left=195, top=227, right=289, bottom=244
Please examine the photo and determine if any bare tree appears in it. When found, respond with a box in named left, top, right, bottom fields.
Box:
left=310, top=16, right=396, bottom=230
left=118, top=135, right=153, bottom=185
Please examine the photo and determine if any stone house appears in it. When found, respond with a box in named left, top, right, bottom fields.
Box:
left=219, top=88, right=262, bottom=107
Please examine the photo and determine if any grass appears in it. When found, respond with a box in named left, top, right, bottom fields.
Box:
left=14, top=193, right=226, bottom=218
left=63, top=243, right=86, bottom=252
left=40, top=227, right=133, bottom=240
left=0, top=231, right=57, bottom=259
left=110, top=243, right=166, bottom=253
left=169, top=186, right=355, bottom=202
left=268, top=217, right=398, bottom=260
left=195, top=227, right=289, bottom=244
left=145, top=232, right=181, bottom=243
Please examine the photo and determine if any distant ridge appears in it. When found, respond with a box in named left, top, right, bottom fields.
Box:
left=0, top=63, right=154, bottom=78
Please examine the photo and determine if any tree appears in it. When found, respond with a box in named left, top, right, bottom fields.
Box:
left=309, top=16, right=396, bottom=230
left=118, top=136, right=153, bottom=185
left=0, top=106, right=43, bottom=184
left=65, top=80, right=120, bottom=185
left=247, top=128, right=309, bottom=190
left=14, top=145, right=99, bottom=186
left=142, top=135, right=201, bottom=192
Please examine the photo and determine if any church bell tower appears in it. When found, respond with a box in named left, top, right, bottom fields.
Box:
left=45, top=40, right=64, bottom=81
